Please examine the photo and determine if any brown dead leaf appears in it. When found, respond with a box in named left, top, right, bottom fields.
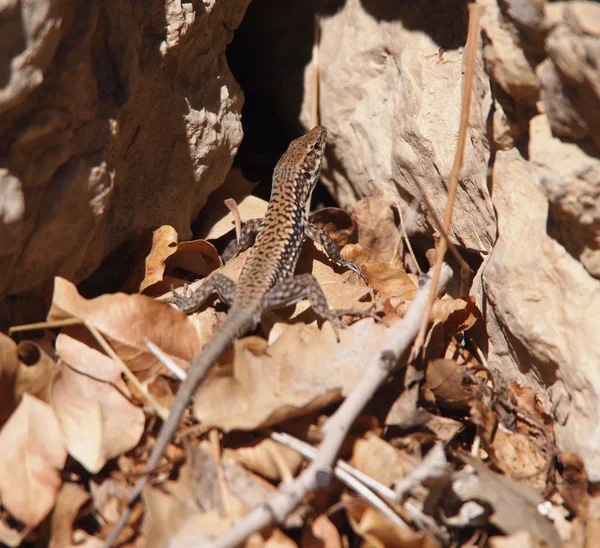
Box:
left=51, top=334, right=145, bottom=473
left=140, top=229, right=222, bottom=297
left=197, top=168, right=265, bottom=240
left=301, top=514, right=342, bottom=548
left=0, top=394, right=67, bottom=526
left=352, top=188, right=400, bottom=263
left=223, top=438, right=304, bottom=483
left=458, top=454, right=561, bottom=548
left=0, top=333, right=19, bottom=421
left=362, top=262, right=416, bottom=300
left=139, top=225, right=179, bottom=294
left=351, top=433, right=420, bottom=488
left=489, top=531, right=545, bottom=548
left=425, top=359, right=478, bottom=411
left=47, top=277, right=202, bottom=379
left=558, top=452, right=589, bottom=517
left=345, top=496, right=440, bottom=548
left=194, top=317, right=390, bottom=432
left=0, top=516, right=28, bottom=548
left=14, top=340, right=58, bottom=405
left=49, top=483, right=91, bottom=548
left=141, top=466, right=199, bottom=548
left=309, top=207, right=357, bottom=248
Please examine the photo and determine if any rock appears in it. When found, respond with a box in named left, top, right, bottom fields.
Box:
left=482, top=148, right=600, bottom=480
left=0, top=0, right=250, bottom=302
left=479, top=0, right=540, bottom=105
left=530, top=115, right=600, bottom=278
left=539, top=2, right=600, bottom=148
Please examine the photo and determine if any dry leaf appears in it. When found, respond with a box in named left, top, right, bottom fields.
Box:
left=351, top=434, right=420, bottom=488
left=193, top=318, right=390, bottom=432
left=0, top=333, right=19, bottom=421
left=14, top=340, right=58, bottom=406
left=49, top=483, right=91, bottom=548
left=362, top=262, right=416, bottom=300
left=301, top=514, right=342, bottom=548
left=345, top=496, right=440, bottom=548
left=425, top=359, right=478, bottom=411
left=352, top=188, right=400, bottom=263
left=457, top=454, right=561, bottom=548
left=0, top=394, right=67, bottom=526
left=51, top=334, right=145, bottom=473
left=197, top=169, right=265, bottom=241
left=223, top=438, right=304, bottom=483
left=47, top=277, right=202, bottom=379
left=139, top=225, right=179, bottom=293
left=309, top=207, right=357, bottom=248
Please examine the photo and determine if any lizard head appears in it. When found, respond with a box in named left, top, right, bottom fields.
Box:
left=273, top=125, right=328, bottom=202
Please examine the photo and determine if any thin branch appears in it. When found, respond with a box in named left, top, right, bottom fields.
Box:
left=412, top=4, right=483, bottom=358
left=86, top=322, right=169, bottom=420
left=397, top=205, right=423, bottom=275
left=202, top=264, right=452, bottom=548
left=224, top=198, right=242, bottom=243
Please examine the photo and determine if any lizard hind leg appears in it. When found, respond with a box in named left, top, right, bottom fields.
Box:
left=264, top=273, right=382, bottom=340
left=166, top=273, right=237, bottom=314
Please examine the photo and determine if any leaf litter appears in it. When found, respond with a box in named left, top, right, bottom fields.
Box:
left=1, top=186, right=594, bottom=548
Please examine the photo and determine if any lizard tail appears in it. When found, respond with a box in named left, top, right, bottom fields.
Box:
left=104, top=310, right=257, bottom=547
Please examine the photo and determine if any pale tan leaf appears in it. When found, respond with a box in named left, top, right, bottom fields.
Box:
left=14, top=340, right=58, bottom=405
left=361, top=262, right=416, bottom=300
left=51, top=335, right=145, bottom=473
left=139, top=225, right=179, bottom=294
left=0, top=394, right=67, bottom=526
left=47, top=277, right=202, bottom=379
left=352, top=188, right=401, bottom=263
left=0, top=333, right=19, bottom=421
left=350, top=434, right=420, bottom=488
left=194, top=316, right=391, bottom=432
left=49, top=483, right=91, bottom=548
left=301, top=514, right=342, bottom=548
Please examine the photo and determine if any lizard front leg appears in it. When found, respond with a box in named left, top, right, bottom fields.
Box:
left=167, top=273, right=237, bottom=314
left=304, top=221, right=369, bottom=285
left=221, top=218, right=262, bottom=263
left=263, top=273, right=381, bottom=337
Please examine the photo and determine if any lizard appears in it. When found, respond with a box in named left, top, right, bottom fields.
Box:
left=105, top=125, right=381, bottom=545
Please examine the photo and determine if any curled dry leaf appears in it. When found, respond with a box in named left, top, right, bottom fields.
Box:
left=0, top=394, right=67, bottom=527
left=361, top=262, right=417, bottom=301
left=223, top=437, right=304, bottom=482
left=425, top=359, right=479, bottom=411
left=47, top=277, right=202, bottom=380
left=139, top=225, right=222, bottom=296
left=0, top=333, right=19, bottom=421
left=14, top=340, right=58, bottom=405
left=309, top=207, right=358, bottom=248
left=352, top=188, right=401, bottom=263
left=49, top=483, right=91, bottom=548
left=51, top=334, right=145, bottom=473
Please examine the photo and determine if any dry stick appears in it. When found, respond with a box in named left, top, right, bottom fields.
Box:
left=407, top=172, right=470, bottom=280
left=224, top=198, right=242, bottom=243
left=202, top=264, right=452, bottom=548
left=311, top=14, right=320, bottom=129
left=397, top=206, right=423, bottom=275
left=411, top=4, right=483, bottom=359
left=86, top=322, right=169, bottom=420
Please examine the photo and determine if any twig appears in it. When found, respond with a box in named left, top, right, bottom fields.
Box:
left=201, top=264, right=452, bottom=548
left=311, top=14, right=320, bottom=128
left=146, top=338, right=186, bottom=381
left=224, top=198, right=242, bottom=243
left=411, top=4, right=482, bottom=359
left=9, top=317, right=82, bottom=333
left=85, top=322, right=169, bottom=420
left=397, top=205, right=423, bottom=275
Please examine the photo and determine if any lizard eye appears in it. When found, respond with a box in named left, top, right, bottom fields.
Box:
left=313, top=141, right=322, bottom=151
